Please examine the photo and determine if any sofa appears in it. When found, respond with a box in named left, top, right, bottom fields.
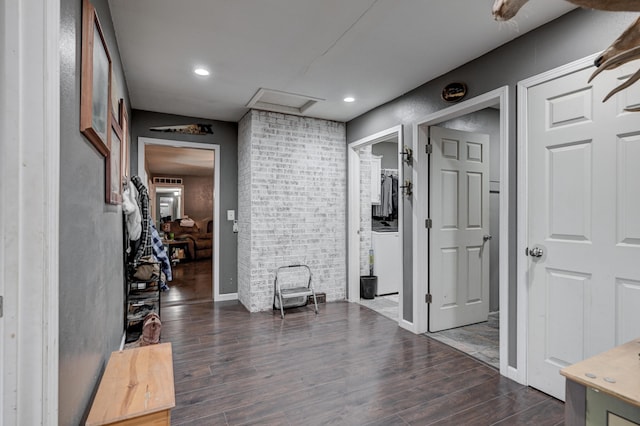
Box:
left=163, top=217, right=213, bottom=260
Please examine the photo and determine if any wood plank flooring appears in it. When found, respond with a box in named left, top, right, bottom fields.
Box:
left=161, top=301, right=564, bottom=425
left=163, top=258, right=213, bottom=306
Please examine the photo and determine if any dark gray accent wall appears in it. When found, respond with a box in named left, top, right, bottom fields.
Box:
left=59, top=0, right=131, bottom=424
left=346, top=9, right=636, bottom=367
left=131, top=110, right=238, bottom=294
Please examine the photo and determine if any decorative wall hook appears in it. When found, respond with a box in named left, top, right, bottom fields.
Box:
left=400, top=145, right=413, bottom=165
left=400, top=178, right=413, bottom=198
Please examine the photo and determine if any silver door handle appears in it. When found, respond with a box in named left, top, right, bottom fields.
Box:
left=483, top=235, right=492, bottom=242
left=526, top=247, right=544, bottom=257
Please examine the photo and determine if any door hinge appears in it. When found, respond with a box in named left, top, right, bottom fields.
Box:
left=425, top=294, right=432, bottom=304
left=425, top=143, right=433, bottom=155
left=425, top=218, right=432, bottom=229
left=0, top=296, right=3, bottom=318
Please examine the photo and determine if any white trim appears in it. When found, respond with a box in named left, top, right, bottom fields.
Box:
left=516, top=53, right=599, bottom=388
left=414, top=86, right=511, bottom=378
left=119, top=333, right=127, bottom=351
left=398, top=319, right=416, bottom=333
left=215, top=292, right=238, bottom=302
left=1, top=0, right=60, bottom=424
left=347, top=147, right=360, bottom=302
left=508, top=366, right=520, bottom=383
left=138, top=137, right=222, bottom=301
left=44, top=0, right=61, bottom=417
left=347, top=125, right=405, bottom=326
left=516, top=79, right=530, bottom=387
left=413, top=123, right=428, bottom=334
left=395, top=130, right=406, bottom=328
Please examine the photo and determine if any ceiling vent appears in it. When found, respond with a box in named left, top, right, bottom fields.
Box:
left=246, top=88, right=324, bottom=116
left=153, top=177, right=183, bottom=185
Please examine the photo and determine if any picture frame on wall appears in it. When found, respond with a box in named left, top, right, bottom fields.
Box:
left=119, top=99, right=130, bottom=185
left=80, top=0, right=112, bottom=157
left=106, top=111, right=123, bottom=204
left=111, top=71, right=121, bottom=119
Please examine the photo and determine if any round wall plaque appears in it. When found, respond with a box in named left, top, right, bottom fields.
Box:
left=441, top=82, right=467, bottom=102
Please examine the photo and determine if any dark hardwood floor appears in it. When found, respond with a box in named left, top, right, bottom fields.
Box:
left=163, top=257, right=213, bottom=306
left=160, top=300, right=564, bottom=425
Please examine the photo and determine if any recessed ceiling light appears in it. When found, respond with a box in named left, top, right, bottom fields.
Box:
left=343, top=96, right=355, bottom=103
left=194, top=68, right=210, bottom=76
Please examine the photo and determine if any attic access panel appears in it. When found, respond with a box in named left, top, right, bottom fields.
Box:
left=246, top=88, right=324, bottom=116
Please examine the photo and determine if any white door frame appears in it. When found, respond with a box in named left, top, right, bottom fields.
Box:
left=138, top=137, right=229, bottom=301
left=347, top=126, right=408, bottom=329
left=516, top=53, right=600, bottom=388
left=414, top=86, right=513, bottom=380
left=1, top=0, right=60, bottom=424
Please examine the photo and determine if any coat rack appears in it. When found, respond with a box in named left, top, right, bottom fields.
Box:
left=400, top=179, right=413, bottom=197
left=400, top=145, right=413, bottom=165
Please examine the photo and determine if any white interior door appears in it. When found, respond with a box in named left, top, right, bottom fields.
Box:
left=526, top=61, right=640, bottom=400
left=429, top=126, right=490, bottom=332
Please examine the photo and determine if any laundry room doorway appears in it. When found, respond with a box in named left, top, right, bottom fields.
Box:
left=347, top=125, right=404, bottom=324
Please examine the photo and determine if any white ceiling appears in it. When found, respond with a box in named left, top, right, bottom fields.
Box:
left=145, top=145, right=214, bottom=177
left=109, top=0, right=576, bottom=123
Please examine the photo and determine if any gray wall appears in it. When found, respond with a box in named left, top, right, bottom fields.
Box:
left=59, top=0, right=131, bottom=424
left=372, top=141, right=399, bottom=170
left=346, top=9, right=637, bottom=367
left=131, top=109, right=238, bottom=294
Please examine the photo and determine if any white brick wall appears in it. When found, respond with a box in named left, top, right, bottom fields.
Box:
left=238, top=110, right=347, bottom=312
left=237, top=113, right=252, bottom=308
left=359, top=146, right=372, bottom=276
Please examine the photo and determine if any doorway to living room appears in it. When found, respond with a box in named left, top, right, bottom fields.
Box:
left=138, top=137, right=220, bottom=306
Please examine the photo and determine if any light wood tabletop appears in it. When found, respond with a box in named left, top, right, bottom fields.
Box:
left=561, top=338, right=640, bottom=408
left=86, top=342, right=175, bottom=426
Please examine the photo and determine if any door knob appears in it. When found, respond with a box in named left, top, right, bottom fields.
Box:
left=483, top=235, right=492, bottom=242
left=526, top=246, right=544, bottom=257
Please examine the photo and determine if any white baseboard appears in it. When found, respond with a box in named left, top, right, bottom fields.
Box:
left=119, top=332, right=126, bottom=351
left=399, top=319, right=417, bottom=334
left=216, top=292, right=239, bottom=302
left=507, top=365, right=526, bottom=385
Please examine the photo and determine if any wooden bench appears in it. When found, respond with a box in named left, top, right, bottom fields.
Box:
left=86, top=343, right=175, bottom=426
left=561, top=338, right=640, bottom=425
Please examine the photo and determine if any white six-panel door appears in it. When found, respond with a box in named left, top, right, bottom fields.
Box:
left=526, top=60, right=640, bottom=400
left=429, top=126, right=490, bottom=332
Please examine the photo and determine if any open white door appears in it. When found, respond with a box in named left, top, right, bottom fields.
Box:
left=429, top=126, right=490, bottom=332
left=525, top=59, right=640, bottom=400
